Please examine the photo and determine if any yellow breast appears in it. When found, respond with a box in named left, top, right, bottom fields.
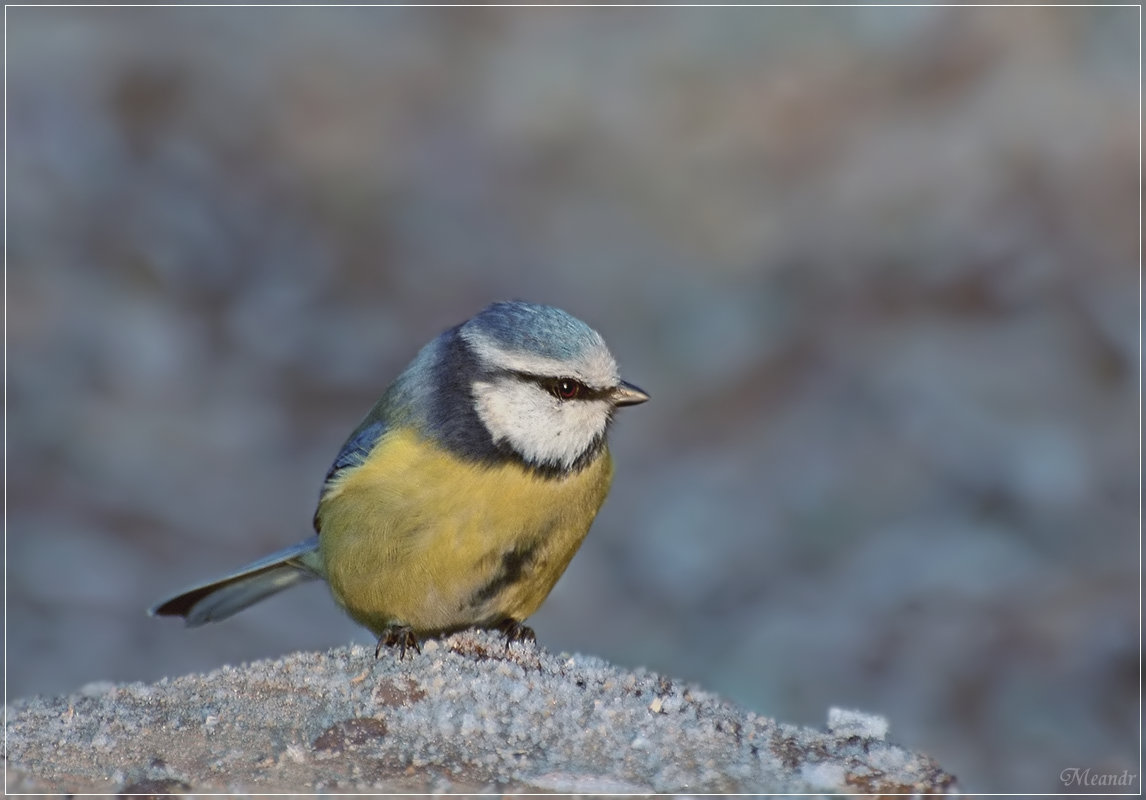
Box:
left=314, top=426, right=614, bottom=636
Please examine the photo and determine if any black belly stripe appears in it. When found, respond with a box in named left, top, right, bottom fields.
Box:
left=468, top=542, right=541, bottom=607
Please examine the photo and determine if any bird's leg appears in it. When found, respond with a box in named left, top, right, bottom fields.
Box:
left=496, top=618, right=536, bottom=651
left=374, top=625, right=421, bottom=660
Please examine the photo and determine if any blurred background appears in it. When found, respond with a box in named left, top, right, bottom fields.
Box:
left=5, top=5, right=1138, bottom=793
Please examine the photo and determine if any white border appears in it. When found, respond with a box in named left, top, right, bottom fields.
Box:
left=2, top=3, right=1136, bottom=793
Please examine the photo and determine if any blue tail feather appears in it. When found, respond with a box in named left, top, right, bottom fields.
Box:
left=150, top=537, right=323, bottom=627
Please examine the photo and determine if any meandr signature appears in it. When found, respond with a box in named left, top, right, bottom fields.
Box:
left=1060, top=767, right=1138, bottom=789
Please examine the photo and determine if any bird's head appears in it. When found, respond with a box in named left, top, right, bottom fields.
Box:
left=436, top=301, right=648, bottom=475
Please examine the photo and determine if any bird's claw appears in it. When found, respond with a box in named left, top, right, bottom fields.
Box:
left=375, top=625, right=421, bottom=660
left=496, top=619, right=536, bottom=651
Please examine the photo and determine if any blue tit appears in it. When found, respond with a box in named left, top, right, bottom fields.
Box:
left=151, top=301, right=648, bottom=656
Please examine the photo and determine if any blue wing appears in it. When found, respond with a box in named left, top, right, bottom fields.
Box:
left=321, top=418, right=388, bottom=489
left=314, top=418, right=388, bottom=533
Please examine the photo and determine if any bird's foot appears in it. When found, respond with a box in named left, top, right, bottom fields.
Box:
left=496, top=619, right=536, bottom=651
left=374, top=625, right=421, bottom=660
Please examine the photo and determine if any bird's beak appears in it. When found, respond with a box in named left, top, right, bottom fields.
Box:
left=611, top=380, right=650, bottom=407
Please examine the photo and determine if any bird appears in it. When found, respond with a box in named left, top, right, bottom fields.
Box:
left=150, top=300, right=648, bottom=657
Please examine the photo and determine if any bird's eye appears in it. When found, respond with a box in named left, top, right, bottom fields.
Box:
left=547, top=378, right=585, bottom=400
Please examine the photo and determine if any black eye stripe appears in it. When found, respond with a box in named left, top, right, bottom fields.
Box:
left=504, top=371, right=612, bottom=401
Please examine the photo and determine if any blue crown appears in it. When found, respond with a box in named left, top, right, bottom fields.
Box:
left=468, top=301, right=604, bottom=362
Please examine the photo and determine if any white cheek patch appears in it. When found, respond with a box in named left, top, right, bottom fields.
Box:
left=472, top=378, right=611, bottom=470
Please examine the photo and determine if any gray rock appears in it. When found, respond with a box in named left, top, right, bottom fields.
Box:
left=6, top=630, right=955, bottom=794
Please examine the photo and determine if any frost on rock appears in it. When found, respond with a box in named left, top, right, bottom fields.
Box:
left=827, top=706, right=891, bottom=740
left=5, top=629, right=957, bottom=794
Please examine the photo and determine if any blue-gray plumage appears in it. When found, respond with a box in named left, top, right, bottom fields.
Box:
left=151, top=301, right=648, bottom=655
left=466, top=300, right=607, bottom=362
left=154, top=537, right=323, bottom=626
